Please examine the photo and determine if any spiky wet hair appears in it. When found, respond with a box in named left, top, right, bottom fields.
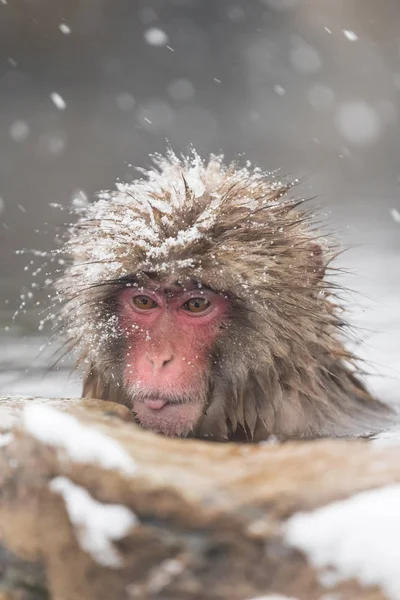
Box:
left=55, top=150, right=391, bottom=440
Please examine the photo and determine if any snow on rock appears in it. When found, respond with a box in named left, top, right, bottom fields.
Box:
left=144, top=27, right=169, bottom=47
left=23, top=405, right=137, bottom=476
left=50, top=476, right=137, bottom=568
left=285, top=485, right=400, bottom=600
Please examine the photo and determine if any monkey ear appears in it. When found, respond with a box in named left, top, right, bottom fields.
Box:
left=307, top=243, right=325, bottom=281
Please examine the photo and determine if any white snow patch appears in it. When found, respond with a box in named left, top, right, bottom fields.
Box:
left=144, top=27, right=168, bottom=46
left=50, top=476, right=137, bottom=568
left=50, top=92, right=67, bottom=110
left=335, top=101, right=382, bottom=146
left=59, top=23, right=71, bottom=35
left=9, top=120, right=30, bottom=142
left=342, top=29, right=358, bottom=41
left=23, top=405, right=136, bottom=476
left=285, top=485, right=400, bottom=600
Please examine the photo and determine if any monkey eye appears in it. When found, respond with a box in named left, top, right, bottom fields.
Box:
left=183, top=297, right=210, bottom=313
left=132, top=295, right=158, bottom=310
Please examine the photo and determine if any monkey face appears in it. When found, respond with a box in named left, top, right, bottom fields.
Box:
left=117, top=280, right=229, bottom=437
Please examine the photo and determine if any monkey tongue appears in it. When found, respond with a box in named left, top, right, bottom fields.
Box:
left=144, top=398, right=169, bottom=411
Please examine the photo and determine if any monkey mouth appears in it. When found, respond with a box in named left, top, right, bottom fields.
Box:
left=134, top=393, right=193, bottom=411
left=130, top=394, right=204, bottom=437
left=143, top=397, right=169, bottom=411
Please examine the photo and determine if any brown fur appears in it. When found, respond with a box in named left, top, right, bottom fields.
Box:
left=55, top=150, right=393, bottom=441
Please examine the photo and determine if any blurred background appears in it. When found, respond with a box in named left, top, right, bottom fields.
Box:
left=0, top=0, right=399, bottom=403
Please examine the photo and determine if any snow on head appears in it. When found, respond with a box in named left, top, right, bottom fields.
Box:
left=50, top=476, right=137, bottom=568
left=285, top=484, right=400, bottom=599
left=54, top=148, right=298, bottom=363
left=23, top=405, right=136, bottom=476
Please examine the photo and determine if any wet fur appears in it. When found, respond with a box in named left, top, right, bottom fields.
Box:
left=57, top=151, right=393, bottom=441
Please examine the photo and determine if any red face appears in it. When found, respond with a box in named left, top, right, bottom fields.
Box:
left=118, top=281, right=229, bottom=437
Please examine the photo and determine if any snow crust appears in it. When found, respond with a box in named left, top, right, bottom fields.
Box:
left=285, top=484, right=400, bottom=599
left=23, top=405, right=136, bottom=476
left=50, top=476, right=137, bottom=568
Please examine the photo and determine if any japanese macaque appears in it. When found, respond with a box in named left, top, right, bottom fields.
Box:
left=55, top=150, right=392, bottom=441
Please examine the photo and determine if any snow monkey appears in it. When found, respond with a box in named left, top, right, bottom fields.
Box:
left=55, top=150, right=392, bottom=441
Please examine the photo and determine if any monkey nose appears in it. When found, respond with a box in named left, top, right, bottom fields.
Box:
left=146, top=352, right=174, bottom=371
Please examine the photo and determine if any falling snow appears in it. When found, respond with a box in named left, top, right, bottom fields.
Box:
left=59, top=23, right=71, bottom=35
left=289, top=39, right=322, bottom=74
left=273, top=84, right=286, bottom=96
left=335, top=101, right=382, bottom=146
left=71, top=189, right=89, bottom=207
left=9, top=120, right=30, bottom=142
left=390, top=208, right=400, bottom=223
left=144, top=27, right=169, bottom=47
left=307, top=84, right=335, bottom=111
left=50, top=92, right=67, bottom=110
left=342, top=29, right=358, bottom=41
left=167, top=78, right=195, bottom=101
